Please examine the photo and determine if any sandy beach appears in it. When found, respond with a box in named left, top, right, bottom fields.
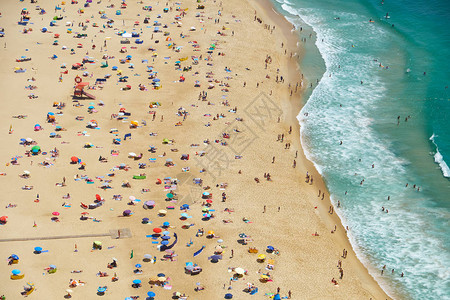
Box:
left=0, top=0, right=389, bottom=299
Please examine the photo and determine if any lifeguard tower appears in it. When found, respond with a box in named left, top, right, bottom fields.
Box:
left=74, top=76, right=96, bottom=99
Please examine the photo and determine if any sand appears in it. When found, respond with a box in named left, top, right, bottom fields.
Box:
left=0, top=0, right=389, bottom=299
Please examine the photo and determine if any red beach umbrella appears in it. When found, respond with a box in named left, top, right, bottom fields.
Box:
left=153, top=228, right=162, bottom=234
left=95, top=194, right=102, bottom=201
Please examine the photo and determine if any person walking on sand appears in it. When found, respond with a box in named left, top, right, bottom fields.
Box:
left=263, top=205, right=266, bottom=213
left=293, top=160, right=296, bottom=168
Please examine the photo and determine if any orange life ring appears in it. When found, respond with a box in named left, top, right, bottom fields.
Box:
left=75, top=76, right=82, bottom=83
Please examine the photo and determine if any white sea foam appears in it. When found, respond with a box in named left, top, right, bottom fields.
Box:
left=430, top=134, right=450, bottom=178
left=277, top=2, right=450, bottom=299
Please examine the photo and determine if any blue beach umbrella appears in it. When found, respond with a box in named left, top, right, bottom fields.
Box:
left=98, top=287, right=107, bottom=293
left=163, top=222, right=170, bottom=227
left=161, top=235, right=170, bottom=240
left=225, top=293, right=233, bottom=299
left=147, top=291, right=156, bottom=297
left=157, top=273, right=165, bottom=277
left=11, top=254, right=19, bottom=260
left=162, top=231, right=170, bottom=235
left=135, top=264, right=142, bottom=268
left=34, top=246, right=42, bottom=252
left=133, top=279, right=141, bottom=284
left=161, top=240, right=169, bottom=245
left=12, top=269, right=21, bottom=275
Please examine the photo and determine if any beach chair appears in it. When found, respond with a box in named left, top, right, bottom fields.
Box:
left=11, top=274, right=25, bottom=280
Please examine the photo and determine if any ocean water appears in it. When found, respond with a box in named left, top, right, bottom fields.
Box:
left=270, top=0, right=450, bottom=298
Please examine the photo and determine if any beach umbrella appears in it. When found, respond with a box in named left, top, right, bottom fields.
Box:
left=209, top=255, right=222, bottom=261
left=34, top=246, right=42, bottom=253
left=258, top=254, right=266, bottom=260
left=158, top=209, right=167, bottom=215
left=142, top=218, right=149, bottom=223
left=147, top=291, right=156, bottom=297
left=180, top=213, right=188, bottom=218
left=132, top=279, right=141, bottom=284
left=123, top=210, right=132, bottom=216
left=129, top=196, right=136, bottom=201
left=162, top=231, right=170, bottom=236
left=10, top=254, right=19, bottom=260
left=31, top=145, right=41, bottom=152
left=157, top=273, right=165, bottom=277
left=182, top=222, right=191, bottom=228
left=234, top=267, right=245, bottom=275
left=12, top=269, right=21, bottom=275
left=95, top=194, right=102, bottom=201
left=49, top=264, right=56, bottom=269
left=71, top=156, right=78, bottom=163
left=52, top=211, right=60, bottom=216
left=273, top=294, right=281, bottom=300
left=144, top=200, right=155, bottom=207
left=135, top=264, right=142, bottom=268
left=152, top=78, right=160, bottom=82
left=161, top=240, right=169, bottom=245
left=161, top=235, right=170, bottom=240
left=153, top=228, right=162, bottom=233
left=144, top=254, right=152, bottom=259
left=25, top=137, right=33, bottom=143
left=166, top=193, right=174, bottom=199
left=163, top=222, right=170, bottom=227
left=97, top=287, right=107, bottom=293
left=225, top=293, right=233, bottom=299
left=66, top=289, right=73, bottom=294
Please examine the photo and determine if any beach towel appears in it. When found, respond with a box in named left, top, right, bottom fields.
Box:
left=193, top=245, right=205, bottom=257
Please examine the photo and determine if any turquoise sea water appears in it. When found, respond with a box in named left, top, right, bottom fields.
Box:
left=270, top=0, right=450, bottom=298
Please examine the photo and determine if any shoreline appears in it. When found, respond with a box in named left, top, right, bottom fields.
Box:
left=252, top=0, right=391, bottom=298
left=0, top=0, right=390, bottom=298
